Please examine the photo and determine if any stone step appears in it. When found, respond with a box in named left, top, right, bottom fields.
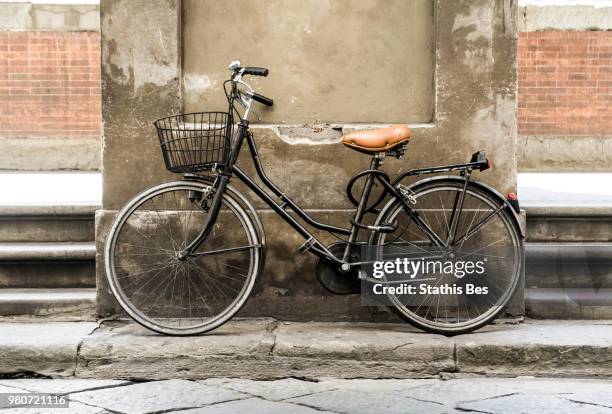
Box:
left=0, top=262, right=95, bottom=289
left=1, top=319, right=610, bottom=379
left=525, top=242, right=612, bottom=289
left=526, top=288, right=612, bottom=319
left=0, top=288, right=96, bottom=320
left=0, top=242, right=96, bottom=261
left=525, top=242, right=612, bottom=319
left=0, top=243, right=95, bottom=288
left=525, top=206, right=612, bottom=242
left=0, top=205, right=97, bottom=243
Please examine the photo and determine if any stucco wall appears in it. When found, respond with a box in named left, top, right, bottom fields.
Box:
left=97, top=0, right=519, bottom=320
left=182, top=0, right=434, bottom=124
left=0, top=3, right=99, bottom=32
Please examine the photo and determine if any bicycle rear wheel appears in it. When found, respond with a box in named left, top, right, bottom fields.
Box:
left=104, top=180, right=264, bottom=335
left=373, top=178, right=523, bottom=335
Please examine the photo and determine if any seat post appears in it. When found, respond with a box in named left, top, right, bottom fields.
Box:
left=370, top=153, right=382, bottom=170
left=342, top=153, right=384, bottom=263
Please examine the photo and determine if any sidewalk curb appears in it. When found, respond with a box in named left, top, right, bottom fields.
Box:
left=1, top=319, right=611, bottom=380
left=456, top=321, right=612, bottom=378
left=0, top=322, right=97, bottom=378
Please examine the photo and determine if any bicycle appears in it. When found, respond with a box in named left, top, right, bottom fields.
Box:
left=104, top=60, right=524, bottom=336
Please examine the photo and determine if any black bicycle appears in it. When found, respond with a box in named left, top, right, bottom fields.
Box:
left=105, top=61, right=524, bottom=336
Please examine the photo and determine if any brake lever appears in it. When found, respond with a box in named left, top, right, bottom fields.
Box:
left=236, top=90, right=261, bottom=121
left=250, top=108, right=261, bottom=122
left=233, top=95, right=246, bottom=110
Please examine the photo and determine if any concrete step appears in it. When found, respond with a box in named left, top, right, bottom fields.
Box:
left=0, top=205, right=97, bottom=243
left=525, top=242, right=612, bottom=319
left=0, top=242, right=96, bottom=261
left=525, top=206, right=612, bottom=242
left=526, top=289, right=612, bottom=319
left=0, top=262, right=95, bottom=289
left=0, top=319, right=610, bottom=379
left=0, top=288, right=96, bottom=320
left=0, top=243, right=95, bottom=289
left=525, top=242, right=612, bottom=289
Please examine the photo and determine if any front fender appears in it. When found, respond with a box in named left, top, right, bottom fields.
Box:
left=182, top=175, right=266, bottom=244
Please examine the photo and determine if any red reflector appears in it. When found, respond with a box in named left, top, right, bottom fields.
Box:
left=488, top=159, right=493, bottom=169
left=507, top=192, right=517, bottom=201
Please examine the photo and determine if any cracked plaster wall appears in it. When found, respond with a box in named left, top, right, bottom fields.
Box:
left=0, top=3, right=99, bottom=32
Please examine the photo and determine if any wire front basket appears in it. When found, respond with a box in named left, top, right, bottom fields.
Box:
left=154, top=112, right=233, bottom=173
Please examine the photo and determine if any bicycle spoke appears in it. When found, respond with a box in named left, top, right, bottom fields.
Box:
left=106, top=184, right=260, bottom=334
left=377, top=181, right=521, bottom=333
left=454, top=204, right=506, bottom=245
left=193, top=244, right=261, bottom=256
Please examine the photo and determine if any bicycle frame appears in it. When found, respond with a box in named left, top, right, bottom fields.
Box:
left=179, top=118, right=491, bottom=268
left=107, top=63, right=524, bottom=337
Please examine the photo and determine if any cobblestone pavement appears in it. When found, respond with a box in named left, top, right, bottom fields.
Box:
left=1, top=377, right=612, bottom=413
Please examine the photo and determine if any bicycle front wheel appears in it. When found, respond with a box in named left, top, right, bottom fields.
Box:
left=104, top=180, right=264, bottom=335
left=373, top=178, right=523, bottom=335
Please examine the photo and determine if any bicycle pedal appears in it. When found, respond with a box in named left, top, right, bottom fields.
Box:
left=298, top=238, right=316, bottom=254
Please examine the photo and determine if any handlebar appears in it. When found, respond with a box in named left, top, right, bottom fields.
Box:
left=227, top=60, right=274, bottom=111
left=228, top=60, right=269, bottom=77
left=249, top=92, right=273, bottom=107
left=243, top=67, right=269, bottom=77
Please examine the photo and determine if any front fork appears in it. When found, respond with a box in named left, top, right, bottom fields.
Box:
left=176, top=175, right=228, bottom=259
left=178, top=121, right=249, bottom=259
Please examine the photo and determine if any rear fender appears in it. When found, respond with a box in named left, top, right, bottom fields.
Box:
left=373, top=175, right=525, bottom=240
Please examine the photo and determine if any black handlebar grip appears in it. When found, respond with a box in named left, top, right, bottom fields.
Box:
left=243, top=67, right=269, bottom=77
left=251, top=92, right=274, bottom=107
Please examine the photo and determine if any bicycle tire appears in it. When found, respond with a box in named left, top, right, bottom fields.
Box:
left=104, top=180, right=265, bottom=336
left=372, top=178, right=523, bottom=335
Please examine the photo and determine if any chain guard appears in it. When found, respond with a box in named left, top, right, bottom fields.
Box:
left=315, top=242, right=361, bottom=295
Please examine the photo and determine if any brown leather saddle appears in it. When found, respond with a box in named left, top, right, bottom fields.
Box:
left=342, top=125, right=411, bottom=154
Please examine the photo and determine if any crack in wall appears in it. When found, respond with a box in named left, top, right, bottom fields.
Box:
left=272, top=125, right=343, bottom=146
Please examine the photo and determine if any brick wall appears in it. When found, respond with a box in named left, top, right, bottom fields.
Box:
left=518, top=31, right=612, bottom=136
left=0, top=31, right=101, bottom=139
